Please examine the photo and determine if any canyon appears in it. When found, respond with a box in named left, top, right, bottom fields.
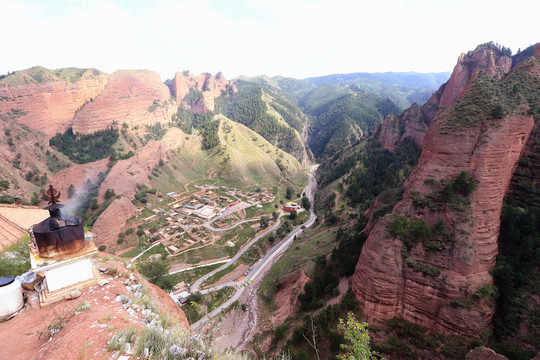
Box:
left=1, top=42, right=539, bottom=359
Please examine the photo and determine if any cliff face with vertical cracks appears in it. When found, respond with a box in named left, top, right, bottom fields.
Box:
left=377, top=43, right=514, bottom=152
left=72, top=70, right=176, bottom=134
left=0, top=67, right=109, bottom=137
left=354, top=43, right=540, bottom=338
left=169, top=71, right=237, bottom=114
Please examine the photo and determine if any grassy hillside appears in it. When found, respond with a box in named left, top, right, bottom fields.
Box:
left=216, top=82, right=309, bottom=162
left=226, top=72, right=450, bottom=163
left=150, top=116, right=308, bottom=191
left=0, top=111, right=74, bottom=202
left=216, top=117, right=307, bottom=185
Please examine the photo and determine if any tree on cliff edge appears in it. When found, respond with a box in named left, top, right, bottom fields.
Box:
left=338, top=312, right=383, bottom=360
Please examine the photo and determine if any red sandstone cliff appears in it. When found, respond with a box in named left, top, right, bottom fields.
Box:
left=439, top=46, right=512, bottom=108
left=378, top=43, right=513, bottom=152
left=377, top=103, right=428, bottom=151
left=354, top=44, right=540, bottom=338
left=72, top=70, right=175, bottom=134
left=169, top=71, right=237, bottom=114
left=0, top=67, right=235, bottom=138
left=0, top=68, right=109, bottom=137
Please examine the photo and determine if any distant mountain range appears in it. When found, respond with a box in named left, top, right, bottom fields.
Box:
left=307, top=71, right=451, bottom=88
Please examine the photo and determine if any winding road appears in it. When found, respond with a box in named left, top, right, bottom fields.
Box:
left=190, top=165, right=318, bottom=331
left=190, top=217, right=282, bottom=293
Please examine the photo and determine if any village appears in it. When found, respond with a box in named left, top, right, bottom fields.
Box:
left=115, top=183, right=306, bottom=305
left=118, top=181, right=306, bottom=261
left=0, top=180, right=307, bottom=320
left=130, top=185, right=283, bottom=256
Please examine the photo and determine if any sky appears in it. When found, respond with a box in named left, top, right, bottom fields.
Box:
left=0, top=0, right=538, bottom=81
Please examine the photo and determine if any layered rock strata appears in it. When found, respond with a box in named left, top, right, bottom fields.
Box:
left=72, top=70, right=175, bottom=133
left=377, top=44, right=514, bottom=151
left=0, top=68, right=108, bottom=137
left=354, top=44, right=540, bottom=337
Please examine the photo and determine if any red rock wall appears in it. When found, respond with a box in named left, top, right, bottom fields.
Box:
left=356, top=111, right=534, bottom=337
left=0, top=67, right=236, bottom=138
left=0, top=69, right=109, bottom=137
left=377, top=46, right=512, bottom=152
left=378, top=103, right=428, bottom=151
left=439, top=48, right=512, bottom=108
left=377, top=114, right=401, bottom=152
left=170, top=71, right=237, bottom=113
left=91, top=196, right=137, bottom=247
left=170, top=71, right=198, bottom=103
left=355, top=63, right=536, bottom=337
left=71, top=70, right=175, bottom=134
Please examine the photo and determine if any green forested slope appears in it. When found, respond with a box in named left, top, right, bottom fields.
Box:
left=302, top=85, right=401, bottom=159
left=216, top=82, right=308, bottom=160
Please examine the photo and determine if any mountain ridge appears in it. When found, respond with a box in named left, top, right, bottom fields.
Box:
left=307, top=71, right=451, bottom=89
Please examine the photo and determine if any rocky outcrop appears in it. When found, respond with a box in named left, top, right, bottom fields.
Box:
left=170, top=71, right=197, bottom=103
left=439, top=45, right=512, bottom=108
left=377, top=43, right=513, bottom=152
left=169, top=71, right=236, bottom=114
left=71, top=70, right=175, bottom=134
left=268, top=270, right=310, bottom=328
left=0, top=259, right=189, bottom=360
left=91, top=196, right=137, bottom=247
left=378, top=103, right=428, bottom=151
left=354, top=46, right=539, bottom=338
left=0, top=68, right=109, bottom=137
left=0, top=67, right=236, bottom=137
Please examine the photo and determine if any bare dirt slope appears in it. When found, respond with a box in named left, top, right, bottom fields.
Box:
left=0, top=259, right=188, bottom=360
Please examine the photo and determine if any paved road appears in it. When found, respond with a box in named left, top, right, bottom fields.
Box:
left=190, top=218, right=282, bottom=293
left=190, top=165, right=318, bottom=330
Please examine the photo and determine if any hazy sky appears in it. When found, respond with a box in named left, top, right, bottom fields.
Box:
left=1, top=0, right=538, bottom=80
